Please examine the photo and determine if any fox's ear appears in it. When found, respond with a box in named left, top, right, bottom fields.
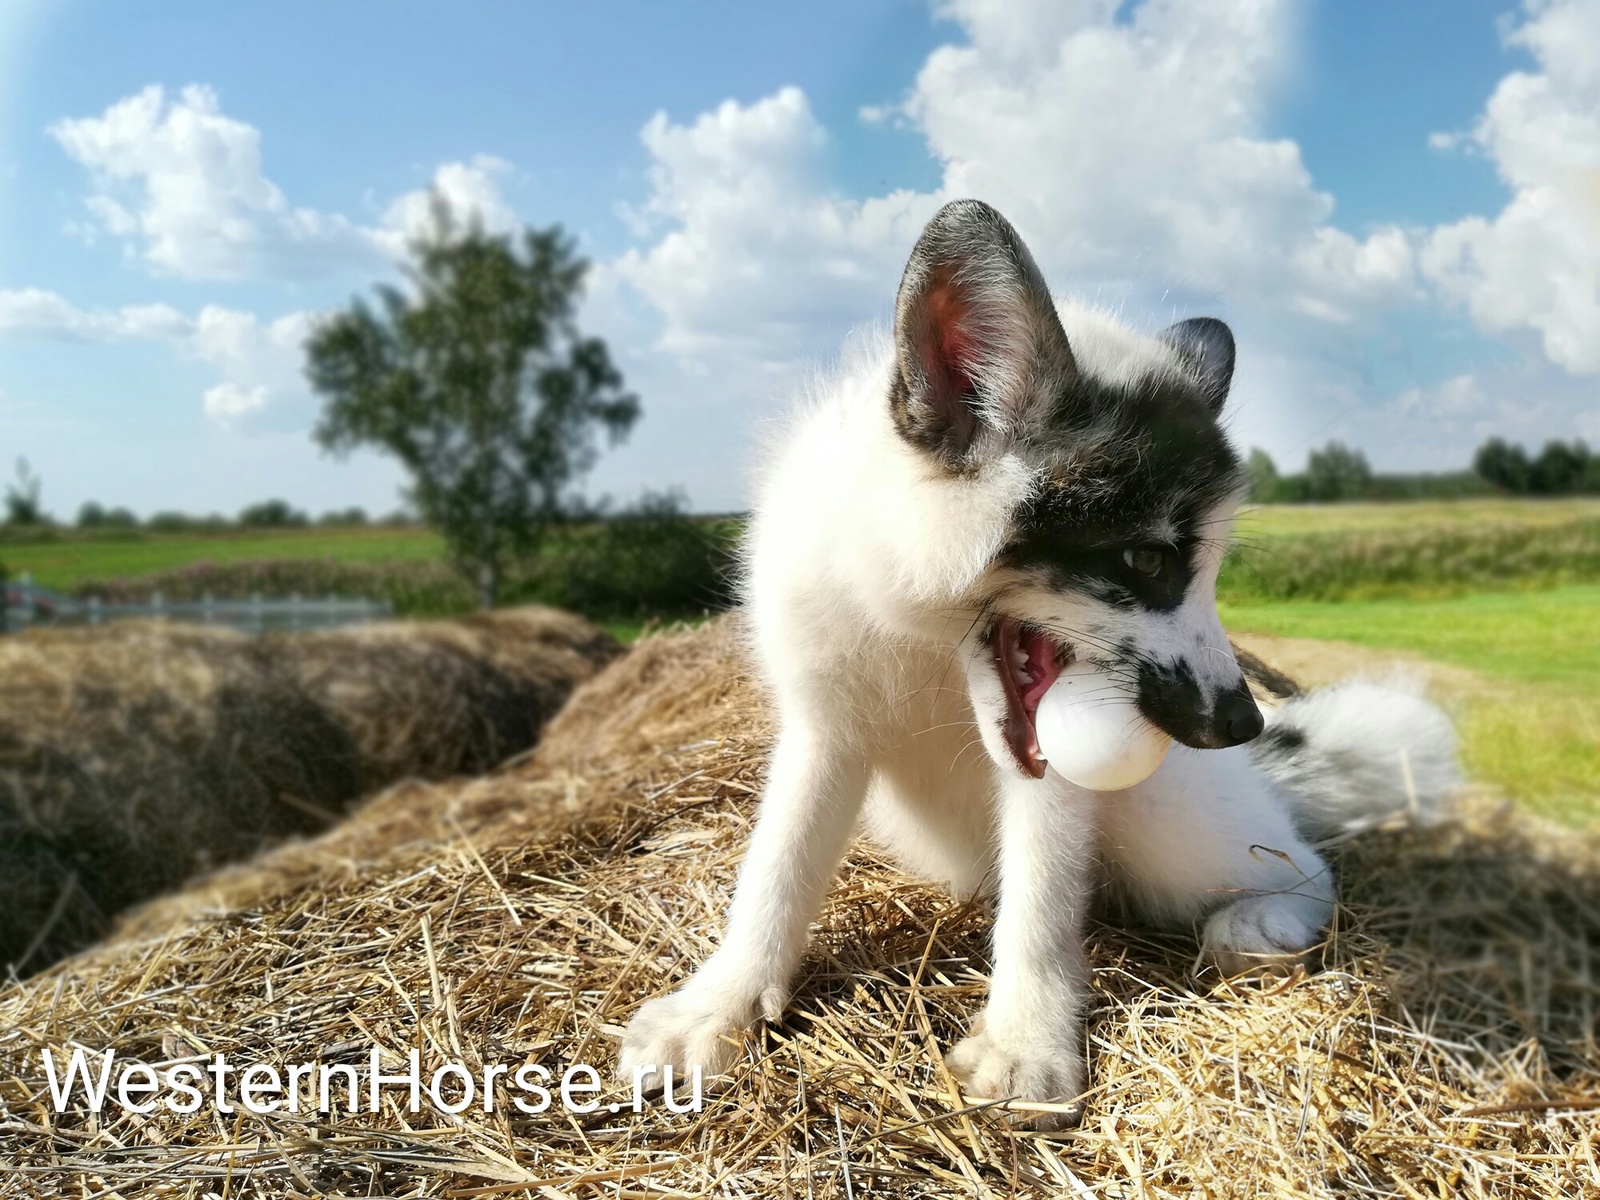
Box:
left=1160, top=317, right=1235, bottom=413
left=891, top=199, right=1074, bottom=467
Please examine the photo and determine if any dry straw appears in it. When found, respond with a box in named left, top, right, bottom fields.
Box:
left=0, top=608, right=620, bottom=975
left=1, top=615, right=1596, bottom=1197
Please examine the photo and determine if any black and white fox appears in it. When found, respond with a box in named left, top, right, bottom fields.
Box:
left=619, top=199, right=1458, bottom=1125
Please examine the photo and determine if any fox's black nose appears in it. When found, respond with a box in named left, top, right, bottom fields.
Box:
left=1216, top=689, right=1264, bottom=746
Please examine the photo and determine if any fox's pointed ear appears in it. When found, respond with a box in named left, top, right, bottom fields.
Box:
left=1161, top=317, right=1235, bottom=413
left=891, top=199, right=1074, bottom=467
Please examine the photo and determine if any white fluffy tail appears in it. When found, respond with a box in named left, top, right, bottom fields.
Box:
left=1250, top=679, right=1461, bottom=840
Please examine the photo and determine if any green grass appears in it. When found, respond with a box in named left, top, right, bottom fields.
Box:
left=1222, top=586, right=1600, bottom=826
left=1234, top=496, right=1600, bottom=537
left=0, top=526, right=443, bottom=590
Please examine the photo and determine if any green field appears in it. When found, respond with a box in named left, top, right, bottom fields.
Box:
left=0, top=526, right=443, bottom=589
left=1222, top=586, right=1600, bottom=826
left=1234, top=495, right=1600, bottom=536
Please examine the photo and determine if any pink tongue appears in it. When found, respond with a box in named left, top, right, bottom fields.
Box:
left=1021, top=630, right=1060, bottom=711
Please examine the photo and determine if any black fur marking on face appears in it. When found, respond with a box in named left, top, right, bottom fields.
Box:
left=997, top=367, right=1243, bottom=611
left=1138, top=665, right=1262, bottom=749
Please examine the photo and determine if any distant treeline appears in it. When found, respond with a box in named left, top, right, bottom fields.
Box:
left=1248, top=438, right=1600, bottom=504
left=74, top=499, right=403, bottom=532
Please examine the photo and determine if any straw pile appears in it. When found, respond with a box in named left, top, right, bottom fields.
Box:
left=0, top=608, right=620, bottom=975
left=1, top=614, right=1596, bottom=1198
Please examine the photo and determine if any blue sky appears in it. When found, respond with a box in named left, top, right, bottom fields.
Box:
left=2, top=0, right=1596, bottom=518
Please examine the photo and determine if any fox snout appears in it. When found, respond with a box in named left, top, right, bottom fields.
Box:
left=1136, top=664, right=1264, bottom=750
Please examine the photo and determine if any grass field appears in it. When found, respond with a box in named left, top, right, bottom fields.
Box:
left=1234, top=495, right=1600, bottom=536
left=1222, top=586, right=1600, bottom=826
left=0, top=526, right=442, bottom=589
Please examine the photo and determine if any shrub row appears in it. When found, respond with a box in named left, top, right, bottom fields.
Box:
left=73, top=515, right=740, bottom=622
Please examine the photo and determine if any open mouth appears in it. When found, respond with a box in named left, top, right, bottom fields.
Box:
left=993, top=617, right=1069, bottom=778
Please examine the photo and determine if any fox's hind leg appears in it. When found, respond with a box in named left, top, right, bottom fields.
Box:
left=1098, top=746, right=1335, bottom=975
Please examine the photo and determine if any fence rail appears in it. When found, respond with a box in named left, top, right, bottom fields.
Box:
left=1, top=573, right=392, bottom=634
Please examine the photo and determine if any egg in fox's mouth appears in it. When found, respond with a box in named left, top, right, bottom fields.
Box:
left=992, top=616, right=1069, bottom=778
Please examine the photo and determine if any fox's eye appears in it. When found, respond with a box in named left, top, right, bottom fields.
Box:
left=1122, top=547, right=1165, bottom=578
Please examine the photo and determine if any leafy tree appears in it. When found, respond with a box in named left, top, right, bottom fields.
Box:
left=238, top=498, right=310, bottom=528
left=1245, top=448, right=1280, bottom=503
left=1474, top=437, right=1532, bottom=493
left=77, top=502, right=140, bottom=529
left=1530, top=439, right=1589, bottom=495
left=4, top=457, right=45, bottom=525
left=307, top=204, right=638, bottom=607
left=1305, top=441, right=1372, bottom=502
left=318, top=506, right=370, bottom=526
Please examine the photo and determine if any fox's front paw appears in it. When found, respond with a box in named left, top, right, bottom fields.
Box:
left=618, top=980, right=773, bottom=1094
left=1201, top=891, right=1330, bottom=977
left=945, top=1022, right=1085, bottom=1130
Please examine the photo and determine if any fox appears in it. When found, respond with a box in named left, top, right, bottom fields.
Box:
left=618, top=199, right=1458, bottom=1127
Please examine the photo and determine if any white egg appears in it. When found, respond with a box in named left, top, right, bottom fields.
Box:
left=1034, top=659, right=1172, bottom=791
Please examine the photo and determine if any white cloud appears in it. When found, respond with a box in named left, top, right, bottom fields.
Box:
left=0, top=287, right=189, bottom=340
left=0, top=288, right=311, bottom=425
left=202, top=382, right=267, bottom=421
left=1421, top=0, right=1600, bottom=373
left=611, top=0, right=1418, bottom=382
left=610, top=87, right=936, bottom=362
left=376, top=154, right=521, bottom=251
left=50, top=85, right=523, bottom=281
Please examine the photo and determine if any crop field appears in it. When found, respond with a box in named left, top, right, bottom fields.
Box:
left=1222, top=586, right=1599, bottom=827
left=0, top=525, right=443, bottom=589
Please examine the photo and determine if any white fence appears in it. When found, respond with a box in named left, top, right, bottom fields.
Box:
left=1, top=573, right=392, bottom=634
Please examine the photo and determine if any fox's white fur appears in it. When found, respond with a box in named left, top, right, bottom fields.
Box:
left=619, top=201, right=1459, bottom=1124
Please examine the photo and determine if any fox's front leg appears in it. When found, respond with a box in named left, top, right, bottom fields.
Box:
left=947, top=772, right=1097, bottom=1129
left=619, top=719, right=870, bottom=1091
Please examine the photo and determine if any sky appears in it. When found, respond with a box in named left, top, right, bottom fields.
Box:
left=1, top=0, right=1597, bottom=519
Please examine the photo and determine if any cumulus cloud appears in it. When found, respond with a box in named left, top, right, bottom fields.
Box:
left=906, top=0, right=1416, bottom=316
left=50, top=85, right=522, bottom=280
left=610, top=87, right=936, bottom=362
left=1421, top=0, right=1600, bottom=373
left=611, top=0, right=1419, bottom=378
left=0, top=288, right=310, bottom=426
left=0, top=288, right=189, bottom=340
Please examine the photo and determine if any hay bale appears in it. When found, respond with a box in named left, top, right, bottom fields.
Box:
left=0, top=615, right=1595, bottom=1197
left=275, top=607, right=623, bottom=790
left=0, top=608, right=620, bottom=975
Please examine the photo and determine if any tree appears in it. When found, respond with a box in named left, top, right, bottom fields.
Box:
left=1473, top=437, right=1531, bottom=493
left=78, top=501, right=139, bottom=529
left=307, top=205, right=638, bottom=607
left=238, top=499, right=309, bottom=528
left=1530, top=439, right=1589, bottom=495
left=1305, top=441, right=1372, bottom=502
left=1245, top=448, right=1280, bottom=503
left=4, top=457, right=44, bottom=525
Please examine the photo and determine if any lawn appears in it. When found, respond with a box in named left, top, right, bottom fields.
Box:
left=1222, top=586, right=1600, bottom=827
left=0, top=526, right=444, bottom=590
